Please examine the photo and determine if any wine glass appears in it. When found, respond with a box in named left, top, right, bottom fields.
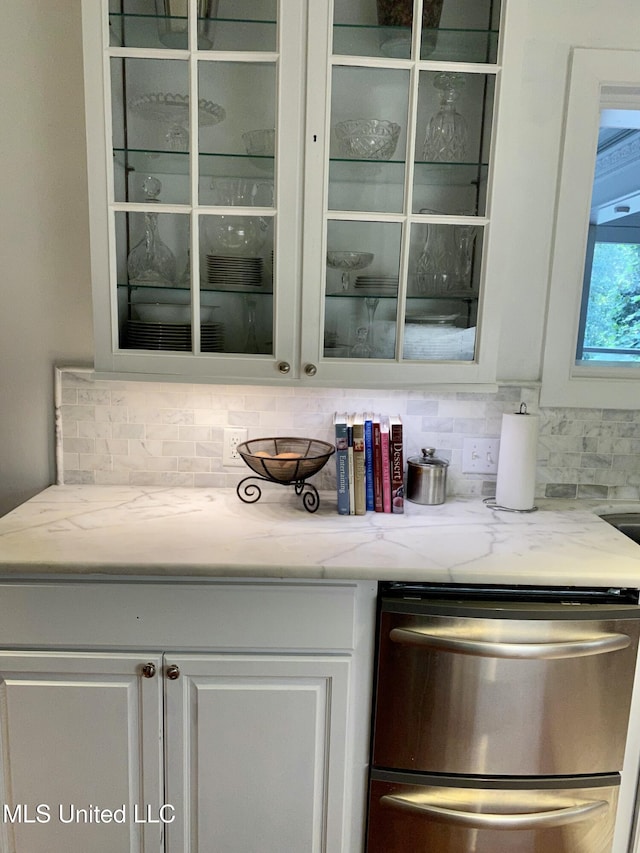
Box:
left=243, top=295, right=259, bottom=353
left=454, top=222, right=478, bottom=288
left=364, top=296, right=380, bottom=354
left=351, top=297, right=380, bottom=357
left=326, top=251, right=374, bottom=292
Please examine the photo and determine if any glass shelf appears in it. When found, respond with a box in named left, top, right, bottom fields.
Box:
left=113, top=156, right=489, bottom=186
left=109, top=12, right=277, bottom=51
left=328, top=158, right=486, bottom=185
left=332, top=23, right=499, bottom=63
left=118, top=282, right=273, bottom=295
left=113, top=148, right=274, bottom=178
left=415, top=161, right=488, bottom=186
left=325, top=291, right=477, bottom=300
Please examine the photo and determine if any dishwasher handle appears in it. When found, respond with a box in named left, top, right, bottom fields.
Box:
left=389, top=627, right=631, bottom=659
left=380, top=794, right=609, bottom=829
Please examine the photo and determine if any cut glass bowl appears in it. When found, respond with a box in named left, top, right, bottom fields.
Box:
left=334, top=119, right=401, bottom=160
left=242, top=129, right=275, bottom=156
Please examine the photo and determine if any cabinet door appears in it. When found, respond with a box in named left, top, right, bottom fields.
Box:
left=83, top=0, right=306, bottom=382
left=0, top=652, right=164, bottom=853
left=301, top=0, right=504, bottom=386
left=164, top=654, right=351, bottom=852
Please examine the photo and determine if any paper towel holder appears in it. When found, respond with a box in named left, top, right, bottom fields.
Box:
left=483, top=497, right=538, bottom=513
left=484, top=401, right=539, bottom=513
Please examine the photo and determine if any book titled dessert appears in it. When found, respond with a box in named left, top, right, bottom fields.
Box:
left=389, top=415, right=404, bottom=514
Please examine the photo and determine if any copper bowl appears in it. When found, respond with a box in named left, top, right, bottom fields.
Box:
left=237, top=437, right=335, bottom=484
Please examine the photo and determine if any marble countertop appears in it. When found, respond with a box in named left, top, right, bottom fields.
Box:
left=1, top=485, right=640, bottom=586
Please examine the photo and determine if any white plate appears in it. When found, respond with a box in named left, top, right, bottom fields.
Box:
left=207, top=255, right=262, bottom=265
left=203, top=282, right=270, bottom=292
left=405, top=313, right=460, bottom=325
left=207, top=261, right=263, bottom=269
left=208, top=275, right=263, bottom=282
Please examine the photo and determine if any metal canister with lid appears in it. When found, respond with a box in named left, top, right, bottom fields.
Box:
left=406, top=448, right=449, bottom=505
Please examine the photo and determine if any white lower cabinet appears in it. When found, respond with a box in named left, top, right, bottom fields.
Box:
left=0, top=580, right=376, bottom=853
left=165, top=654, right=351, bottom=853
left=0, top=652, right=164, bottom=853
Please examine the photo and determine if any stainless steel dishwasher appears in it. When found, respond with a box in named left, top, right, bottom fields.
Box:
left=366, top=582, right=640, bottom=853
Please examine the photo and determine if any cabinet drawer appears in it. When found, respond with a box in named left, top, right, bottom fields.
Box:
left=0, top=580, right=369, bottom=652
left=372, top=605, right=640, bottom=776
left=367, top=771, right=620, bottom=853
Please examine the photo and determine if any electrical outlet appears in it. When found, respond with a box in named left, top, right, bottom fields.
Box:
left=223, top=427, right=248, bottom=467
left=462, top=438, right=500, bottom=474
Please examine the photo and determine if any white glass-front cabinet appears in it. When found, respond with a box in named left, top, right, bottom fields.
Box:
left=82, top=0, right=503, bottom=385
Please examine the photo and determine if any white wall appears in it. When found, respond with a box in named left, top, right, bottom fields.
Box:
left=0, top=0, right=93, bottom=515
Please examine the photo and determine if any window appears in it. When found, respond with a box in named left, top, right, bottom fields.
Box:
left=577, top=118, right=640, bottom=365
left=541, top=48, right=640, bottom=407
left=579, top=225, right=640, bottom=363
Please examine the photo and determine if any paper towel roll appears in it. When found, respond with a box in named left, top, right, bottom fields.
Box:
left=495, top=410, right=539, bottom=511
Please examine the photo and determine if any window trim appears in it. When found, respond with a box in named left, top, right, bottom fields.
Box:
left=540, top=48, right=640, bottom=408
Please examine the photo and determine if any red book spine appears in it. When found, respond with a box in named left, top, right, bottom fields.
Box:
left=381, top=419, right=391, bottom=513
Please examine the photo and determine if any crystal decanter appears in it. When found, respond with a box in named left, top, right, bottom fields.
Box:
left=422, top=72, right=468, bottom=162
left=415, top=210, right=457, bottom=296
left=127, top=176, right=177, bottom=287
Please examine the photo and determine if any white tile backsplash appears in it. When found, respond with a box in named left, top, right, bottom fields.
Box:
left=55, top=368, right=640, bottom=500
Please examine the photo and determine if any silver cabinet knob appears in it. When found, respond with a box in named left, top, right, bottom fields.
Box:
left=166, top=664, right=180, bottom=680
left=304, top=363, right=317, bottom=377
left=141, top=662, right=156, bottom=678
left=277, top=361, right=291, bottom=374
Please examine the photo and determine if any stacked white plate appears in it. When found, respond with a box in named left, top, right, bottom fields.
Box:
left=354, top=275, right=398, bottom=296
left=125, top=320, right=225, bottom=352
left=206, top=255, right=263, bottom=289
left=201, top=323, right=226, bottom=352
left=405, top=312, right=460, bottom=326
left=402, top=324, right=476, bottom=361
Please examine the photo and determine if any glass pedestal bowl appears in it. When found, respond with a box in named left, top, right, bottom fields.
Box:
left=327, top=251, right=374, bottom=291
left=128, top=92, right=225, bottom=151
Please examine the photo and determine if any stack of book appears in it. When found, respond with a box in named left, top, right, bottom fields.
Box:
left=334, top=413, right=404, bottom=516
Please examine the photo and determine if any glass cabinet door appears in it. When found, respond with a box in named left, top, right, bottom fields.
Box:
left=302, top=0, right=502, bottom=383
left=88, top=0, right=304, bottom=378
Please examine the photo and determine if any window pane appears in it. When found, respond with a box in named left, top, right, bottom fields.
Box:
left=324, top=220, right=401, bottom=359
left=112, top=58, right=192, bottom=205
left=578, top=107, right=640, bottom=365
left=329, top=66, right=409, bottom=214
left=580, top=240, right=640, bottom=363
left=331, top=0, right=500, bottom=63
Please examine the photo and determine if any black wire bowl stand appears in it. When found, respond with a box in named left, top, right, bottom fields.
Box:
left=237, top=475, right=322, bottom=513
left=235, top=437, right=335, bottom=514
